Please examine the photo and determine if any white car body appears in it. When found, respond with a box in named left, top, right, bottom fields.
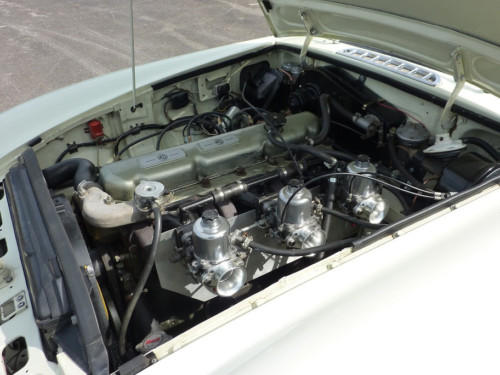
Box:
left=1, top=1, right=500, bottom=374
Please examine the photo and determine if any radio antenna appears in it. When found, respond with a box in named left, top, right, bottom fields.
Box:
left=129, top=0, right=138, bottom=111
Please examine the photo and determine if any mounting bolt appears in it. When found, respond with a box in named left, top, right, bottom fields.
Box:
left=236, top=166, right=246, bottom=176
left=200, top=177, right=211, bottom=188
left=267, top=157, right=277, bottom=165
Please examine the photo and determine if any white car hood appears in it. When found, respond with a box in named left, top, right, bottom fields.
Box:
left=259, top=0, right=500, bottom=97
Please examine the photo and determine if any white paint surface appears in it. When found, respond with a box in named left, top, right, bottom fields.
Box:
left=144, top=186, right=500, bottom=374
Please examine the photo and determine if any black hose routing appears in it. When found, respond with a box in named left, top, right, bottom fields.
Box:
left=267, top=135, right=336, bottom=166
left=325, top=149, right=357, bottom=162
left=266, top=92, right=336, bottom=167
left=119, top=203, right=162, bottom=356
left=329, top=97, right=354, bottom=120
left=249, top=237, right=354, bottom=257
left=312, top=93, right=331, bottom=145
left=387, top=132, right=426, bottom=189
left=43, top=158, right=96, bottom=190
left=461, top=137, right=500, bottom=162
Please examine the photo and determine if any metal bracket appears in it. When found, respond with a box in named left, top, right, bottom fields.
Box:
left=299, top=10, right=318, bottom=66
left=1, top=291, right=28, bottom=323
left=439, top=48, right=466, bottom=130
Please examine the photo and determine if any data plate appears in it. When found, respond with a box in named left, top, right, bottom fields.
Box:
left=139, top=148, right=187, bottom=169
left=199, top=134, right=239, bottom=151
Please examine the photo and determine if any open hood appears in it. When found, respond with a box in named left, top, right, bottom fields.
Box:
left=259, top=0, right=500, bottom=97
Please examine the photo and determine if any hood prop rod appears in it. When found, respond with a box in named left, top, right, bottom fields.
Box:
left=299, top=10, right=317, bottom=67
left=439, top=48, right=466, bottom=131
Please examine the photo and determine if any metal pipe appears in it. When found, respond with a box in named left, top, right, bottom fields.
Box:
left=322, top=178, right=337, bottom=237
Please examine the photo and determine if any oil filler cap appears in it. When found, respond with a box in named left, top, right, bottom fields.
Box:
left=134, top=180, right=165, bottom=211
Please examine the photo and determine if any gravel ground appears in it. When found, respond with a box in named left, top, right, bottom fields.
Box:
left=0, top=0, right=270, bottom=112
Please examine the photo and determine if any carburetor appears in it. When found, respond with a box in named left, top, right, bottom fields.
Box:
left=182, top=210, right=246, bottom=297
left=271, top=179, right=326, bottom=249
left=344, top=155, right=388, bottom=224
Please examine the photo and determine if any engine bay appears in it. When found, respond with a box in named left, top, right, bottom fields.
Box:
left=4, top=45, right=500, bottom=373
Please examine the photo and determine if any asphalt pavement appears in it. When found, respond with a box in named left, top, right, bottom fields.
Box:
left=0, top=0, right=269, bottom=112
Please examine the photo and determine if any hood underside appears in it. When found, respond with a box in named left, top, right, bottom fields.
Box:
left=259, top=0, right=500, bottom=97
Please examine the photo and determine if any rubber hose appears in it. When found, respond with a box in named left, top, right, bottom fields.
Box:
left=322, top=179, right=337, bottom=237
left=387, top=133, right=426, bottom=189
left=461, top=137, right=500, bottom=161
left=321, top=207, right=386, bottom=229
left=325, top=149, right=357, bottom=162
left=312, top=93, right=331, bottom=145
left=298, top=145, right=337, bottom=166
left=43, top=158, right=96, bottom=190
left=209, top=122, right=224, bottom=135
left=249, top=237, right=354, bottom=257
left=267, top=134, right=336, bottom=166
left=329, top=97, right=354, bottom=120
left=119, top=204, right=162, bottom=356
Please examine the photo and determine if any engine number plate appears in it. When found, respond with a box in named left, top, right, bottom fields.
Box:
left=139, top=148, right=187, bottom=169
left=199, top=134, right=239, bottom=151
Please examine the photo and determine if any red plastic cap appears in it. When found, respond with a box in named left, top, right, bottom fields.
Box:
left=88, top=119, right=104, bottom=139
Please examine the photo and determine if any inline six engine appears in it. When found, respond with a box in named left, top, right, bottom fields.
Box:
left=7, top=50, right=500, bottom=371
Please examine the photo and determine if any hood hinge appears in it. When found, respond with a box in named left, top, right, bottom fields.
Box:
left=439, top=48, right=466, bottom=131
left=299, top=10, right=318, bottom=67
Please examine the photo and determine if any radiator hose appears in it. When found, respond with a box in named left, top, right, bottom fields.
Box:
left=43, top=158, right=96, bottom=190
